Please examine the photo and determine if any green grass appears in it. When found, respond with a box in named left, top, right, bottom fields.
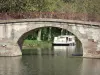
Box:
left=23, top=40, right=52, bottom=49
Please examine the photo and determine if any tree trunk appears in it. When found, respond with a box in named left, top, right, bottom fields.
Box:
left=61, top=28, right=64, bottom=35
left=48, top=27, right=52, bottom=41
left=37, top=29, right=42, bottom=41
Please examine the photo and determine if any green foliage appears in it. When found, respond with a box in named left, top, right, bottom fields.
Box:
left=0, top=0, right=100, bottom=15
left=30, top=0, right=65, bottom=12
left=23, top=40, right=52, bottom=48
left=0, top=0, right=25, bottom=12
left=0, top=0, right=65, bottom=12
left=25, top=27, right=70, bottom=41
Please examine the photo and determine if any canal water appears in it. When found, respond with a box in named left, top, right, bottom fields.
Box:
left=0, top=45, right=100, bottom=75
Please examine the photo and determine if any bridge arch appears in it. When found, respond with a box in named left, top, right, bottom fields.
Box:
left=0, top=18, right=100, bottom=58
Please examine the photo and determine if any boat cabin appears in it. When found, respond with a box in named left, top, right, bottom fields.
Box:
left=52, top=35, right=76, bottom=46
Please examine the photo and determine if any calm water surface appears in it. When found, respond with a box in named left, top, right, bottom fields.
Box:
left=0, top=46, right=100, bottom=75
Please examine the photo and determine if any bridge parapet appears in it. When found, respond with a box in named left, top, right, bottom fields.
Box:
left=0, top=18, right=100, bottom=26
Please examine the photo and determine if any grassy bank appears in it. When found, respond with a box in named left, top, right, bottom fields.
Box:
left=22, top=40, right=52, bottom=49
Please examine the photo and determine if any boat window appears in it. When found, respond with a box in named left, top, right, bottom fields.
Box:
left=69, top=38, right=72, bottom=41
left=66, top=37, right=68, bottom=42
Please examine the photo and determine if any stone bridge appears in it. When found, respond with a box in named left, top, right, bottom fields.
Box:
left=0, top=18, right=100, bottom=58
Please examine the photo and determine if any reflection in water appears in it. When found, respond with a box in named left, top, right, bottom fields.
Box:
left=0, top=56, right=23, bottom=75
left=23, top=44, right=82, bottom=56
left=0, top=54, right=100, bottom=75
left=81, top=58, right=100, bottom=75
left=0, top=43, right=99, bottom=75
left=53, top=46, right=76, bottom=56
left=22, top=55, right=83, bottom=75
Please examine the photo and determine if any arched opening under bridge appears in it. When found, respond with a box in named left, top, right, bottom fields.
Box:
left=17, top=26, right=83, bottom=56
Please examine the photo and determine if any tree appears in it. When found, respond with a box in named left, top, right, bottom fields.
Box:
left=0, top=0, right=33, bottom=12
left=48, top=27, right=52, bottom=41
left=37, top=29, right=42, bottom=41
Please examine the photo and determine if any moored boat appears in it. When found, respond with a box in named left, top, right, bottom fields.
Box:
left=52, top=35, right=76, bottom=46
